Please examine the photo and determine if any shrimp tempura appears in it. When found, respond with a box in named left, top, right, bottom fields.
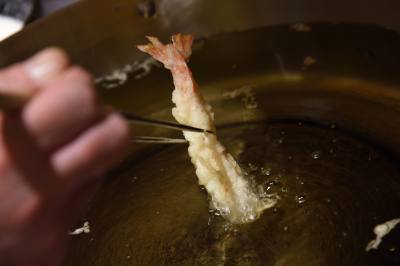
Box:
left=138, top=34, right=275, bottom=223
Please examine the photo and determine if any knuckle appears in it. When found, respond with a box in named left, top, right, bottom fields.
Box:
left=78, top=82, right=98, bottom=109
left=2, top=188, right=44, bottom=230
left=45, top=47, right=70, bottom=67
left=67, top=67, right=97, bottom=108
left=14, top=194, right=43, bottom=224
left=66, top=66, right=93, bottom=85
left=108, top=114, right=131, bottom=145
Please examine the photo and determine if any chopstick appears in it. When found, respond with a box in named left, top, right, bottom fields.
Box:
left=121, top=111, right=212, bottom=134
left=132, top=136, right=188, bottom=144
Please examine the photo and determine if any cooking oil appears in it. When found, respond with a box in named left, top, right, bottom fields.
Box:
left=66, top=22, right=400, bottom=266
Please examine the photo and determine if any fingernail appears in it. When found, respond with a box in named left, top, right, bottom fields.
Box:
left=24, top=48, right=68, bottom=84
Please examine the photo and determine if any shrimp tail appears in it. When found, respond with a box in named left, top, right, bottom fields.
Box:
left=137, top=34, right=194, bottom=69
left=171, top=34, right=194, bottom=61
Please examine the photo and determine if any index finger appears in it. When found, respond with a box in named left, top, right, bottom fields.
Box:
left=0, top=48, right=70, bottom=101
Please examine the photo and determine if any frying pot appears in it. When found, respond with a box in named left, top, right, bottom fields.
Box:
left=1, top=1, right=400, bottom=265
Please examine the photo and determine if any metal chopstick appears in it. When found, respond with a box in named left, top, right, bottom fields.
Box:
left=121, top=111, right=213, bottom=134
left=132, top=136, right=188, bottom=144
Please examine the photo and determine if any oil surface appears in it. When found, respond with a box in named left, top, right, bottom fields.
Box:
left=64, top=23, right=400, bottom=265
left=64, top=121, right=400, bottom=266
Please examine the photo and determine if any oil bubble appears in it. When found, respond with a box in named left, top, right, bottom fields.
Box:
left=311, top=151, right=321, bottom=159
left=295, top=194, right=306, bottom=204
left=248, top=162, right=258, bottom=171
left=261, top=167, right=272, bottom=176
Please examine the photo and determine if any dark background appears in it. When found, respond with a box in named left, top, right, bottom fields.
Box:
left=0, top=0, right=79, bottom=23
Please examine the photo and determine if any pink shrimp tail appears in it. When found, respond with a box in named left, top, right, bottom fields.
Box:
left=137, top=34, right=194, bottom=69
left=171, top=34, right=194, bottom=60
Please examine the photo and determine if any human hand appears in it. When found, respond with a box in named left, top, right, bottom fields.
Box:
left=0, top=48, right=130, bottom=266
